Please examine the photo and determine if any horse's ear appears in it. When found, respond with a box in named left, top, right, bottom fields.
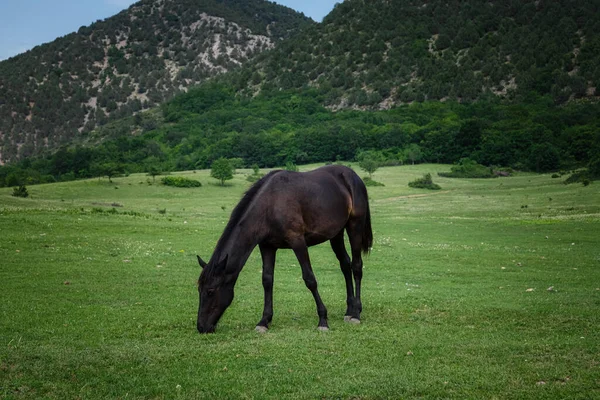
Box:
left=219, top=254, right=229, bottom=268
left=197, top=255, right=207, bottom=269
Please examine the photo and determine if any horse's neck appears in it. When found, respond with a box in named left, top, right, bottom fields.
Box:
left=216, top=222, right=260, bottom=276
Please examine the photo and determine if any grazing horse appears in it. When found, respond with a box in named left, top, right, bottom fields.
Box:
left=196, top=165, right=372, bottom=333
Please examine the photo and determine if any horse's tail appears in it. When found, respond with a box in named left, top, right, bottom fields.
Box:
left=342, top=167, right=373, bottom=254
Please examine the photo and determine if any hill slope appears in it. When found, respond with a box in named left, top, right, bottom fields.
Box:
left=236, top=0, right=600, bottom=109
left=0, top=0, right=312, bottom=163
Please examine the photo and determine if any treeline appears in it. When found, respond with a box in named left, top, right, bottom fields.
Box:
left=2, top=84, right=599, bottom=187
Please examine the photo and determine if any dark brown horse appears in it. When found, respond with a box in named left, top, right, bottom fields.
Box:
left=196, top=165, right=372, bottom=333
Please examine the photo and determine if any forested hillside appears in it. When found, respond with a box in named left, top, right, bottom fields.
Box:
left=238, top=0, right=600, bottom=108
left=2, top=86, right=599, bottom=188
left=0, top=0, right=312, bottom=163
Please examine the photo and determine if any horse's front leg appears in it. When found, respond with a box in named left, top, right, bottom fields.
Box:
left=256, top=244, right=277, bottom=333
left=292, top=241, right=329, bottom=331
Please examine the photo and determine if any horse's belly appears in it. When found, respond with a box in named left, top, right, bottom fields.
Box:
left=261, top=229, right=335, bottom=249
left=304, top=232, right=331, bottom=247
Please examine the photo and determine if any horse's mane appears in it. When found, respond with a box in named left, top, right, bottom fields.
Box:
left=202, top=170, right=283, bottom=280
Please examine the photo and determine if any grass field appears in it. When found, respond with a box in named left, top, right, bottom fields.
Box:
left=1, top=164, right=599, bottom=399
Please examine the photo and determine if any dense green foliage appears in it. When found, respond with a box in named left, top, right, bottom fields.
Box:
left=161, top=175, right=202, bottom=188
left=408, top=173, right=441, bottom=190
left=2, top=85, right=599, bottom=187
left=0, top=0, right=312, bottom=163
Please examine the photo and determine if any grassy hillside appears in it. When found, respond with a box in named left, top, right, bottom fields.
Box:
left=1, top=165, right=598, bottom=398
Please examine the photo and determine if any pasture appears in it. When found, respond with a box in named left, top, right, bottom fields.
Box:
left=1, top=164, right=599, bottom=399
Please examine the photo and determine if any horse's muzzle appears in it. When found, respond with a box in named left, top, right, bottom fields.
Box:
left=197, top=323, right=216, bottom=334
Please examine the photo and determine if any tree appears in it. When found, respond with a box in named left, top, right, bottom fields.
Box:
left=357, top=150, right=382, bottom=179
left=529, top=143, right=560, bottom=173
left=211, top=157, right=233, bottom=186
left=92, top=162, right=124, bottom=183
left=403, top=143, right=423, bottom=165
left=145, top=156, right=163, bottom=182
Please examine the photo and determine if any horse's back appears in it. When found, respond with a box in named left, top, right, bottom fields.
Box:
left=256, top=165, right=369, bottom=247
left=265, top=166, right=352, bottom=215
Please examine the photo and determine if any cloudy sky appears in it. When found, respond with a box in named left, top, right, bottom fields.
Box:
left=0, top=0, right=339, bottom=61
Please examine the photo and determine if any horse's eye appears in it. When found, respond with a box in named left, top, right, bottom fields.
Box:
left=207, top=289, right=215, bottom=297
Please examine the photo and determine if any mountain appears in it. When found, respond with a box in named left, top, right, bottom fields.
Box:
left=2, top=0, right=600, bottom=187
left=235, top=0, right=600, bottom=109
left=0, top=0, right=313, bottom=164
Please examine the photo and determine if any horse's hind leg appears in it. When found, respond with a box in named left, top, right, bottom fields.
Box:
left=346, top=221, right=364, bottom=323
left=330, top=231, right=356, bottom=321
left=256, top=244, right=277, bottom=333
left=292, top=240, right=329, bottom=331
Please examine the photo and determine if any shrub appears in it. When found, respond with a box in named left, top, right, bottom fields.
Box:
left=246, top=164, right=264, bottom=183
left=161, top=176, right=202, bottom=188
left=284, top=161, right=299, bottom=172
left=408, top=173, right=441, bottom=190
left=438, top=158, right=495, bottom=178
left=564, top=169, right=595, bottom=185
left=362, top=177, right=385, bottom=187
left=12, top=185, right=29, bottom=198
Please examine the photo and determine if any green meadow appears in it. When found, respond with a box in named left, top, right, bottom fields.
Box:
left=1, top=164, right=599, bottom=399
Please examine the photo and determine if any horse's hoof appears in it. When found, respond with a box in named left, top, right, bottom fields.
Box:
left=349, top=318, right=361, bottom=324
left=344, top=316, right=352, bottom=322
left=317, top=326, right=329, bottom=332
left=255, top=326, right=268, bottom=333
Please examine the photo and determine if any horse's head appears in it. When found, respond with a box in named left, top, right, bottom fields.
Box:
left=196, top=255, right=235, bottom=333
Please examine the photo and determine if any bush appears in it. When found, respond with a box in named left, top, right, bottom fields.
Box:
left=362, top=177, right=385, bottom=187
left=438, top=158, right=495, bottom=178
left=408, top=173, right=441, bottom=190
left=564, top=169, right=595, bottom=185
left=284, top=161, right=299, bottom=172
left=12, top=185, right=29, bottom=198
left=246, top=164, right=265, bottom=183
left=161, top=176, right=202, bottom=188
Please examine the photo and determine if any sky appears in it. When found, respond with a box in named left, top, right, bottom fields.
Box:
left=0, top=0, right=339, bottom=61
